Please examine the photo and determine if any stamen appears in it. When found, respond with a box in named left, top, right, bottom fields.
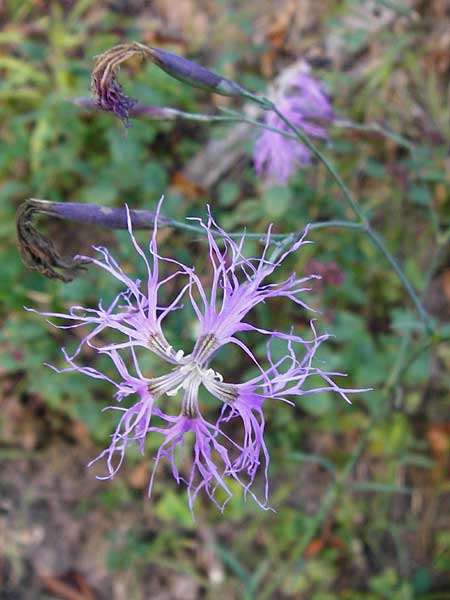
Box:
left=204, top=367, right=223, bottom=383
left=147, top=334, right=186, bottom=365
left=148, top=333, right=170, bottom=355
left=181, top=380, right=200, bottom=418
left=203, top=377, right=238, bottom=404
left=193, top=333, right=219, bottom=366
left=148, top=367, right=185, bottom=398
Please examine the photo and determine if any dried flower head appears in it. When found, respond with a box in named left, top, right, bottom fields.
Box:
left=29, top=199, right=364, bottom=512
left=254, top=63, right=335, bottom=184
left=91, top=43, right=147, bottom=126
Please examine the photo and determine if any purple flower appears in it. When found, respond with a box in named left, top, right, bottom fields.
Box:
left=254, top=67, right=334, bottom=184
left=29, top=199, right=365, bottom=513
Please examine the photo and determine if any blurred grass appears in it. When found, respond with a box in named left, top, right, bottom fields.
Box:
left=0, top=0, right=449, bottom=599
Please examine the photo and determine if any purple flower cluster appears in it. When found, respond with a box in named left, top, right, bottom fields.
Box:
left=254, top=67, right=335, bottom=184
left=31, top=199, right=362, bottom=512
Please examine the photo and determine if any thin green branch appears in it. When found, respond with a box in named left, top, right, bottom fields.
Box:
left=167, top=217, right=364, bottom=240
left=368, top=227, right=433, bottom=332
left=265, top=100, right=433, bottom=335
left=333, top=118, right=415, bottom=151
left=16, top=197, right=364, bottom=281
left=269, top=102, right=367, bottom=219
left=176, top=106, right=417, bottom=153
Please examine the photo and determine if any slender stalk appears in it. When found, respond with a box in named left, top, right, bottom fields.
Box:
left=266, top=101, right=433, bottom=335
left=368, top=228, right=433, bottom=333
left=168, top=217, right=364, bottom=240
left=333, top=118, right=414, bottom=150
left=22, top=198, right=363, bottom=240
left=73, top=99, right=417, bottom=150
left=71, top=98, right=300, bottom=138
left=270, top=103, right=367, bottom=219
left=16, top=198, right=364, bottom=281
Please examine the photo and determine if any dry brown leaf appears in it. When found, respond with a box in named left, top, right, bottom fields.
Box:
left=172, top=171, right=204, bottom=199
left=440, top=269, right=450, bottom=303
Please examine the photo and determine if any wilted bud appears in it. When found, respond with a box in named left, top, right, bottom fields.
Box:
left=91, top=43, right=147, bottom=126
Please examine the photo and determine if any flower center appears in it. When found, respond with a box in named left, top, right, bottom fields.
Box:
left=146, top=332, right=233, bottom=418
left=166, top=359, right=223, bottom=397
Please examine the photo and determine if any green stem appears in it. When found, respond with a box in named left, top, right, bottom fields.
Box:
left=182, top=106, right=417, bottom=152
left=125, top=99, right=433, bottom=334
left=271, top=103, right=366, bottom=219
left=368, top=227, right=432, bottom=333
left=167, top=217, right=364, bottom=240
left=333, top=118, right=414, bottom=151
left=267, top=101, right=433, bottom=335
left=164, top=108, right=244, bottom=123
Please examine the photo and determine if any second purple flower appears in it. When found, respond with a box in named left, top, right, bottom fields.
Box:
left=254, top=64, right=335, bottom=185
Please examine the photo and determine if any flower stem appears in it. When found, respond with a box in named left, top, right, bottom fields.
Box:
left=16, top=199, right=364, bottom=281
left=151, top=101, right=431, bottom=332
left=22, top=199, right=362, bottom=239
left=267, top=101, right=433, bottom=335
left=168, top=217, right=364, bottom=239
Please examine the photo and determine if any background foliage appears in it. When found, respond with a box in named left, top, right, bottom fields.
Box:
left=0, top=1, right=449, bottom=598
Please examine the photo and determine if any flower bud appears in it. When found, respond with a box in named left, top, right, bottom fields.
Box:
left=147, top=47, right=248, bottom=97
